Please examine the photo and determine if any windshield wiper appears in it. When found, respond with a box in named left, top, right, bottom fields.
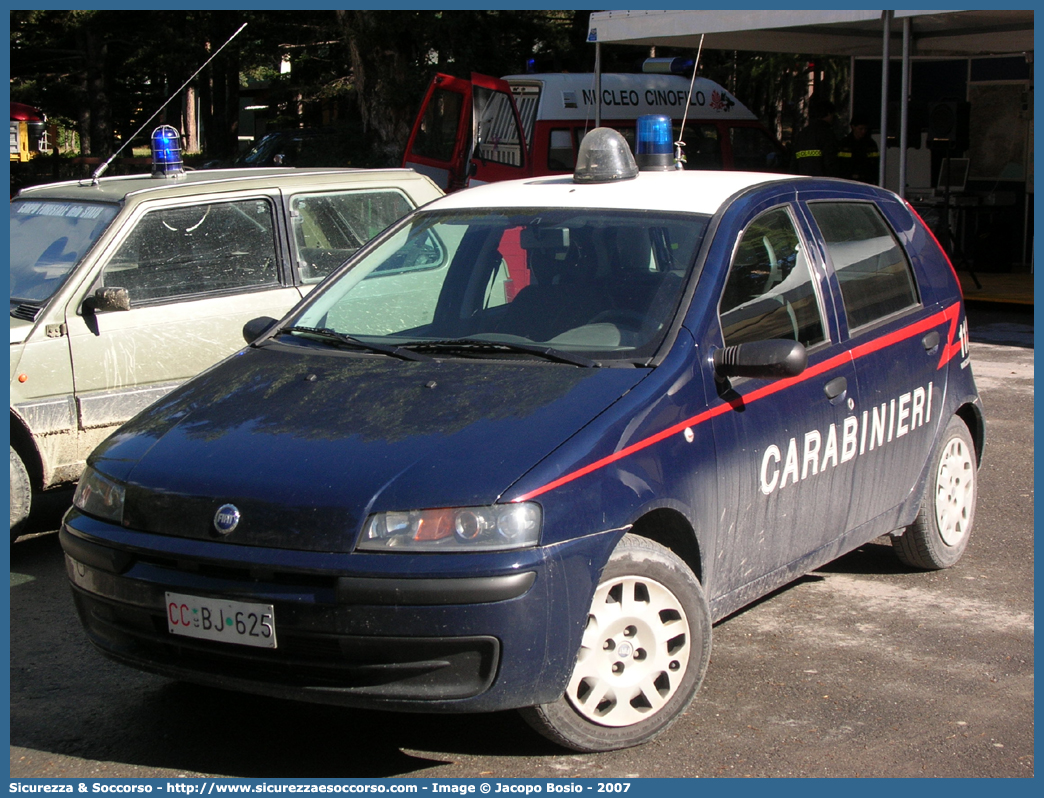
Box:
left=279, top=326, right=431, bottom=362
left=402, top=338, right=598, bottom=368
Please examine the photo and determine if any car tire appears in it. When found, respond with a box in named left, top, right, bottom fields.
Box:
left=893, top=416, right=977, bottom=570
left=520, top=534, right=711, bottom=752
left=10, top=446, right=32, bottom=537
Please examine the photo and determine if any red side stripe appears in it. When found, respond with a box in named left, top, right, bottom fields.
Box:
left=513, top=302, right=963, bottom=503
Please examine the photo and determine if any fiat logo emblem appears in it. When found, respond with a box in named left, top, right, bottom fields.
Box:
left=214, top=504, right=241, bottom=535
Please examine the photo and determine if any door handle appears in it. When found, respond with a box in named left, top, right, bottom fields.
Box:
left=922, top=330, right=940, bottom=354
left=824, top=375, right=847, bottom=401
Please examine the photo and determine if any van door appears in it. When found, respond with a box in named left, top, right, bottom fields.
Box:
left=403, top=73, right=527, bottom=192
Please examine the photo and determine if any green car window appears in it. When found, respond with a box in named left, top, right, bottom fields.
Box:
left=101, top=199, right=280, bottom=303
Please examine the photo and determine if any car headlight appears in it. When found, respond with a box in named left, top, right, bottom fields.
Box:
left=358, top=503, right=541, bottom=552
left=72, top=466, right=126, bottom=525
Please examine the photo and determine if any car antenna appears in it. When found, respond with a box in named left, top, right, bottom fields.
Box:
left=674, top=33, right=705, bottom=169
left=90, top=22, right=248, bottom=186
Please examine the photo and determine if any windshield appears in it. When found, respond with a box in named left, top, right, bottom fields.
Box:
left=291, top=208, right=709, bottom=364
left=235, top=133, right=283, bottom=166
left=10, top=199, right=119, bottom=303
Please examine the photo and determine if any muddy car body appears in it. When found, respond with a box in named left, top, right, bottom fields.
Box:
left=11, top=165, right=442, bottom=533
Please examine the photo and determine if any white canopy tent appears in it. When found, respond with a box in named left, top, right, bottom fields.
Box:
left=586, top=9, right=1034, bottom=194
left=586, top=10, right=1033, bottom=57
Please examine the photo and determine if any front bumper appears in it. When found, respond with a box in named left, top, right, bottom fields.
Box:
left=61, top=511, right=622, bottom=713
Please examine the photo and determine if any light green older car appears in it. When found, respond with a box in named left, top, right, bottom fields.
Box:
left=10, top=167, right=442, bottom=534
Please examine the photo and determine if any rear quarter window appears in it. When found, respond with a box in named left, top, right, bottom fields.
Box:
left=808, top=201, right=919, bottom=331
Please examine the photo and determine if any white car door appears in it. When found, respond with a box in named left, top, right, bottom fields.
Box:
left=66, top=194, right=303, bottom=447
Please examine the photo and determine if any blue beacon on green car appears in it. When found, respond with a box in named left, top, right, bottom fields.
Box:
left=61, top=119, right=983, bottom=753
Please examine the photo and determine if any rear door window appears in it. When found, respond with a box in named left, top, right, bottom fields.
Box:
left=808, top=202, right=919, bottom=331
left=291, top=190, right=415, bottom=283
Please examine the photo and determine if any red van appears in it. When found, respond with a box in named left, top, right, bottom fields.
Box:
left=403, top=71, right=786, bottom=191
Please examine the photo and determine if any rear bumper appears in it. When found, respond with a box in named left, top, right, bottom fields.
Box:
left=61, top=515, right=621, bottom=712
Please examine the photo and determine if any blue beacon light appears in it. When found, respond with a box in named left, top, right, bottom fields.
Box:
left=151, top=125, right=185, bottom=178
left=635, top=114, right=675, bottom=171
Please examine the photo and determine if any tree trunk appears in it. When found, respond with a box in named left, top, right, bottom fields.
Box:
left=201, top=15, right=242, bottom=160
left=184, top=86, right=198, bottom=154
left=203, top=57, right=235, bottom=158
left=224, top=50, right=240, bottom=154
left=336, top=10, right=418, bottom=165
left=76, top=70, right=91, bottom=157
left=83, top=28, right=111, bottom=158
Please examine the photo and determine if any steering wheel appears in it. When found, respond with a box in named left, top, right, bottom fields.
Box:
left=162, top=205, right=210, bottom=234
left=590, top=309, right=646, bottom=330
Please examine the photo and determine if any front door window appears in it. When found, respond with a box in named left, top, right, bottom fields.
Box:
left=101, top=199, right=279, bottom=304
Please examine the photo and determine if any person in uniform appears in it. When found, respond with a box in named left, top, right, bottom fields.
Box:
left=838, top=114, right=880, bottom=183
left=792, top=97, right=839, bottom=177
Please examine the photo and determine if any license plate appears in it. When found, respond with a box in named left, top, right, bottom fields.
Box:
left=165, top=592, right=277, bottom=649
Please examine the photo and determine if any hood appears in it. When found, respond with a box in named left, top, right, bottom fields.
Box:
left=93, top=344, right=647, bottom=552
left=10, top=316, right=35, bottom=345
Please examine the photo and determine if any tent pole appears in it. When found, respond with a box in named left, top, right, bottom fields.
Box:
left=849, top=55, right=856, bottom=122
left=899, top=16, right=911, bottom=198
left=595, top=42, right=602, bottom=128
left=879, top=10, right=893, bottom=187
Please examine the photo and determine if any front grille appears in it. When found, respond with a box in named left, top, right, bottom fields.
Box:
left=73, top=589, right=498, bottom=700
left=135, top=551, right=339, bottom=590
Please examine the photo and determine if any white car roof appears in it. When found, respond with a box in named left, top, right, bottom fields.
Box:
left=426, top=170, right=795, bottom=216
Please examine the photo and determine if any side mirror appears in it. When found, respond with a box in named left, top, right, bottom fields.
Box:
left=243, top=316, right=278, bottom=345
left=83, top=286, right=131, bottom=314
left=713, top=339, right=807, bottom=380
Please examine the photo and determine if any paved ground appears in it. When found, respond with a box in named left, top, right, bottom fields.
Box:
left=9, top=305, right=1033, bottom=779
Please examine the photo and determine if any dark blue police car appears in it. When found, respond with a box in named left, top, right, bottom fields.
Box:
left=62, top=126, right=983, bottom=752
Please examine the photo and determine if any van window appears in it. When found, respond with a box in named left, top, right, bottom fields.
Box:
left=474, top=86, right=523, bottom=167
left=572, top=123, right=723, bottom=171
left=510, top=84, right=540, bottom=145
left=548, top=129, right=575, bottom=171
left=720, top=207, right=825, bottom=348
left=808, top=202, right=920, bottom=330
left=412, top=87, right=464, bottom=162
